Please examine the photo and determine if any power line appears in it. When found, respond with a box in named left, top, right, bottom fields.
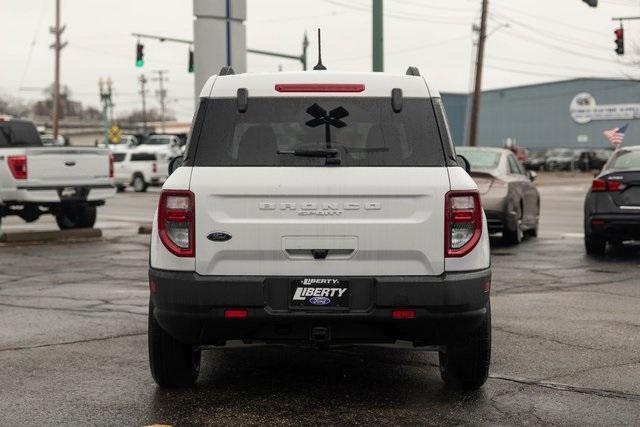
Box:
left=490, top=11, right=612, bottom=52
left=322, top=0, right=472, bottom=25
left=485, top=64, right=598, bottom=79
left=330, top=35, right=469, bottom=63
left=19, top=0, right=47, bottom=90
left=491, top=1, right=600, bottom=36
left=388, top=0, right=472, bottom=12
left=498, top=27, right=623, bottom=66
left=486, top=54, right=619, bottom=75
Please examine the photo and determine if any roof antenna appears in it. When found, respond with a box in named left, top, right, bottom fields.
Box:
left=313, top=28, right=327, bottom=71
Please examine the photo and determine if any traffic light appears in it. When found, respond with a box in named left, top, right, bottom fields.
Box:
left=188, top=47, right=194, bottom=73
left=136, top=42, right=144, bottom=67
left=582, top=0, right=597, bottom=7
left=615, top=27, right=624, bottom=55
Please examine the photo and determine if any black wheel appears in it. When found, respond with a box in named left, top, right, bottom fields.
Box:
left=585, top=232, right=606, bottom=255
left=148, top=300, right=201, bottom=388
left=132, top=174, right=148, bottom=193
left=503, top=203, right=523, bottom=245
left=439, top=303, right=491, bottom=390
left=55, top=205, right=96, bottom=230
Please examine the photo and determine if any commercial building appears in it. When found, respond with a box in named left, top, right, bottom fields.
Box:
left=441, top=78, right=640, bottom=149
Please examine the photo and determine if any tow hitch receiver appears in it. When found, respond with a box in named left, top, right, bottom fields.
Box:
left=311, top=326, right=330, bottom=347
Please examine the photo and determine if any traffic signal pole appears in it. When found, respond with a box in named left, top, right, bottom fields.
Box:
left=131, top=32, right=309, bottom=71
left=468, top=0, right=489, bottom=147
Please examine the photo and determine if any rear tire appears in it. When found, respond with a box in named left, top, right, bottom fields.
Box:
left=148, top=300, right=201, bottom=388
left=132, top=174, right=148, bottom=193
left=439, top=303, right=491, bottom=390
left=503, top=203, right=523, bottom=245
left=55, top=205, right=96, bottom=230
left=585, top=232, right=606, bottom=255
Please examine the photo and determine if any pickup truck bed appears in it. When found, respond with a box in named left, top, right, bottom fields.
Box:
left=0, top=117, right=115, bottom=230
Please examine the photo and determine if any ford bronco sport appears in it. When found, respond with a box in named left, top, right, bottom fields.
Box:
left=148, top=67, right=491, bottom=389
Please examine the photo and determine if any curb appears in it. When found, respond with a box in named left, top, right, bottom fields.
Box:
left=0, top=228, right=103, bottom=243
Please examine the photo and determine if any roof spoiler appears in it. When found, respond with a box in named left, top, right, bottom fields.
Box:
left=405, top=66, right=420, bottom=76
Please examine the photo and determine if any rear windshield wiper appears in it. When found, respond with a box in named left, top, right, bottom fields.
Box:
left=277, top=148, right=341, bottom=165
left=278, top=148, right=338, bottom=158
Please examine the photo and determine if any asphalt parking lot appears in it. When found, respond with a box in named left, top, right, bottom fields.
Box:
left=1, top=174, right=639, bottom=425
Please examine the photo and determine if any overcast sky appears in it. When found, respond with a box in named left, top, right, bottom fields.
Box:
left=2, top=0, right=640, bottom=120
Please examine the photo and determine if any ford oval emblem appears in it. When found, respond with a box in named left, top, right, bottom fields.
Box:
left=309, top=296, right=331, bottom=306
left=207, top=232, right=232, bottom=242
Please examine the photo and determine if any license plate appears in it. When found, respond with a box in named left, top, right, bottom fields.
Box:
left=290, top=279, right=349, bottom=308
left=60, top=187, right=78, bottom=198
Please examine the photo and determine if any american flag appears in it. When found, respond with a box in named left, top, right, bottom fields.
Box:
left=603, top=124, right=629, bottom=147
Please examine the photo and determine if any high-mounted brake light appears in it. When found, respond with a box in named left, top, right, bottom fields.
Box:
left=158, top=190, right=195, bottom=257
left=224, top=309, right=248, bottom=319
left=274, top=83, right=365, bottom=93
left=445, top=191, right=482, bottom=257
left=7, top=155, right=27, bottom=180
left=391, top=309, right=416, bottom=319
left=592, top=178, right=625, bottom=192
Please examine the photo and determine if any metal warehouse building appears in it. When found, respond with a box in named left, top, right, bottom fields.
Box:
left=441, top=78, right=640, bottom=149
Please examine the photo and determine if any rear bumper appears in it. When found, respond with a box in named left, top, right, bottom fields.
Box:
left=7, top=184, right=115, bottom=203
left=587, top=213, right=640, bottom=239
left=149, top=267, right=491, bottom=346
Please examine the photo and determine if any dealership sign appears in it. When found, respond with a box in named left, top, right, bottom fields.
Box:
left=570, top=92, right=640, bottom=124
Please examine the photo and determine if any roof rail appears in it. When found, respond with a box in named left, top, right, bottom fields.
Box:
left=219, top=66, right=235, bottom=76
left=405, top=66, right=421, bottom=76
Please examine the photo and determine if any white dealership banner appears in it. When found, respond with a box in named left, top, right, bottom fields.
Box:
left=570, top=92, right=640, bottom=124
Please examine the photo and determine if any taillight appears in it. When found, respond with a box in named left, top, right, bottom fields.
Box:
left=445, top=191, right=482, bottom=257
left=7, top=155, right=27, bottom=180
left=152, top=162, right=157, bottom=173
left=108, top=153, right=114, bottom=178
left=607, top=180, right=625, bottom=192
left=592, top=178, right=625, bottom=192
left=158, top=190, right=195, bottom=257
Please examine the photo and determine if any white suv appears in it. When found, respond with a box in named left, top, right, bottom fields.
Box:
left=112, top=150, right=168, bottom=192
left=148, top=68, right=491, bottom=389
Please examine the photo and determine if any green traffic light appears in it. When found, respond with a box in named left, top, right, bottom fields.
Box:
left=136, top=59, right=144, bottom=67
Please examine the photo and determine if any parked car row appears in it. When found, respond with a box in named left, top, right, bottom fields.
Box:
left=522, top=147, right=613, bottom=172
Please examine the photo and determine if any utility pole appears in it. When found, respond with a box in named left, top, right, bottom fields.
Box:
left=98, top=77, right=113, bottom=147
left=50, top=0, right=67, bottom=139
left=372, top=0, right=383, bottom=72
left=468, top=0, right=489, bottom=147
left=138, top=74, right=148, bottom=133
left=152, top=70, right=168, bottom=133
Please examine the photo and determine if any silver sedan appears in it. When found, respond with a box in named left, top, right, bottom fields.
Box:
left=457, top=147, right=540, bottom=244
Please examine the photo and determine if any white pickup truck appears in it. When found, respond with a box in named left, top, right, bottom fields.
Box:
left=0, top=117, right=115, bottom=230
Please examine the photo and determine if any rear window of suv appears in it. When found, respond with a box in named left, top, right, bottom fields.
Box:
left=186, top=97, right=447, bottom=167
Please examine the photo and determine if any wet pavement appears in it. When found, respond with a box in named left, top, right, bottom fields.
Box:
left=1, top=180, right=639, bottom=425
